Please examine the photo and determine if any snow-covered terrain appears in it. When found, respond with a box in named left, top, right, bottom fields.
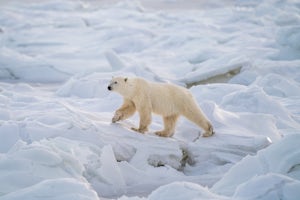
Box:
left=0, top=0, right=300, bottom=199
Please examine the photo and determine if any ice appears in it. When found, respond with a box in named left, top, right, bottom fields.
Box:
left=105, top=50, right=127, bottom=71
left=0, top=178, right=99, bottom=200
left=0, top=48, right=70, bottom=82
left=0, top=0, right=300, bottom=199
left=276, top=22, right=300, bottom=60
left=142, top=173, right=300, bottom=200
left=89, top=145, right=126, bottom=197
left=126, top=135, right=300, bottom=200
left=180, top=55, right=248, bottom=86
left=147, top=182, right=229, bottom=200
left=233, top=173, right=300, bottom=200
left=0, top=122, right=19, bottom=153
left=56, top=74, right=110, bottom=98
left=181, top=131, right=271, bottom=186
left=211, top=134, right=300, bottom=196
left=256, top=73, right=300, bottom=97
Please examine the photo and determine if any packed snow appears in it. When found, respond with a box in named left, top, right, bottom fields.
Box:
left=0, top=0, right=300, bottom=199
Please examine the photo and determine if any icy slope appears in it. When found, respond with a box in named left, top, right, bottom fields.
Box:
left=132, top=134, right=300, bottom=200
left=0, top=0, right=300, bottom=199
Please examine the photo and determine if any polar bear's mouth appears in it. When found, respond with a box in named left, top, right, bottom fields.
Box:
left=107, top=82, right=115, bottom=91
left=108, top=80, right=119, bottom=91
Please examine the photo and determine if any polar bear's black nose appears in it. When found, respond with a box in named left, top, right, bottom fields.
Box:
left=108, top=86, right=112, bottom=91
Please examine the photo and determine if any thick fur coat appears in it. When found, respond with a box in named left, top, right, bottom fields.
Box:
left=108, top=77, right=214, bottom=137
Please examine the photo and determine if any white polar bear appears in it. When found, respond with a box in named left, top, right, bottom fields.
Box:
left=108, top=76, right=214, bottom=137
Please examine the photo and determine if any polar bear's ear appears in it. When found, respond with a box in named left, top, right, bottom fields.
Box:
left=124, top=77, right=128, bottom=82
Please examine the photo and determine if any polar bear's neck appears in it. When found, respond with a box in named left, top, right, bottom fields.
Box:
left=119, top=79, right=137, bottom=99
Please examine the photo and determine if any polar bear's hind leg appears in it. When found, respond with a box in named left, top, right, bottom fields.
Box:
left=202, top=123, right=214, bottom=137
left=183, top=108, right=214, bottom=137
left=132, top=106, right=152, bottom=134
left=155, top=114, right=179, bottom=137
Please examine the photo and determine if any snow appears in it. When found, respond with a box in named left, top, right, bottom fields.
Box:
left=211, top=134, right=300, bottom=196
left=148, top=182, right=229, bottom=200
left=0, top=0, right=300, bottom=200
left=0, top=178, right=99, bottom=200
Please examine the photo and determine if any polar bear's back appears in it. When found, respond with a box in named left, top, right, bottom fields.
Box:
left=143, top=79, right=197, bottom=116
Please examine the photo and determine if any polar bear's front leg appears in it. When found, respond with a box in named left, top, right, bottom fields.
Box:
left=112, top=110, right=123, bottom=123
left=131, top=105, right=152, bottom=133
left=131, top=112, right=151, bottom=133
left=112, top=99, right=136, bottom=123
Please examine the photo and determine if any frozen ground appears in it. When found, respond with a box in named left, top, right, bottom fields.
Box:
left=0, top=0, right=300, bottom=199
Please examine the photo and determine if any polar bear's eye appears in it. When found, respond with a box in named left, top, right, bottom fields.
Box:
left=114, top=81, right=118, bottom=84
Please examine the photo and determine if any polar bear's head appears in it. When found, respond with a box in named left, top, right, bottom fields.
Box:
left=107, top=76, right=130, bottom=96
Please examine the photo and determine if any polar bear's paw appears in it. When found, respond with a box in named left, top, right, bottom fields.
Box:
left=131, top=127, right=147, bottom=134
left=155, top=130, right=171, bottom=137
left=202, top=126, right=215, bottom=137
left=112, top=111, right=123, bottom=123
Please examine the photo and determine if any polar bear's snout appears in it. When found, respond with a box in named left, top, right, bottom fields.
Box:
left=107, top=82, right=114, bottom=91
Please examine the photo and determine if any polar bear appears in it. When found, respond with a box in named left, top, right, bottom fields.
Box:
left=107, top=76, right=214, bottom=137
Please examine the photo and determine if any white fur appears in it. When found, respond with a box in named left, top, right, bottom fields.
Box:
left=108, top=77, right=214, bottom=137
